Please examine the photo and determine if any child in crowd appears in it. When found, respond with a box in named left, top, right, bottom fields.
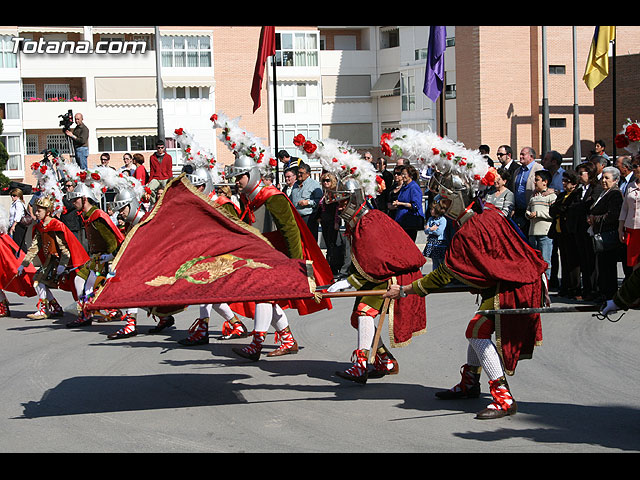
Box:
left=423, top=203, right=449, bottom=271
left=526, top=169, right=557, bottom=280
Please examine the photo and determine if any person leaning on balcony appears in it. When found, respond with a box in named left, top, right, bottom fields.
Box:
left=147, top=140, right=173, bottom=202
left=65, top=113, right=89, bottom=170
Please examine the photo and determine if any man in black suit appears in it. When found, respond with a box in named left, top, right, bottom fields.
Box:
left=496, top=145, right=519, bottom=177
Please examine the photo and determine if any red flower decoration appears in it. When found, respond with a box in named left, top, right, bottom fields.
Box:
left=626, top=123, right=640, bottom=142
left=293, top=134, right=306, bottom=147
left=303, top=141, right=317, bottom=154
left=615, top=134, right=629, bottom=149
left=350, top=167, right=357, bottom=174
left=432, top=148, right=440, bottom=156
left=40, top=165, right=47, bottom=174
left=210, top=114, right=218, bottom=122
left=91, top=172, right=100, bottom=181
left=175, top=128, right=184, bottom=136
left=269, top=158, right=277, bottom=167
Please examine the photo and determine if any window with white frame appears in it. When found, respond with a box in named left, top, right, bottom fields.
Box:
left=161, top=35, right=212, bottom=68
left=98, top=135, right=158, bottom=153
left=25, top=134, right=39, bottom=155
left=163, top=86, right=210, bottom=99
left=278, top=82, right=320, bottom=115
left=1, top=135, right=23, bottom=171
left=0, top=35, right=17, bottom=68
left=0, top=102, right=20, bottom=120
left=275, top=32, right=318, bottom=67
left=44, top=84, right=70, bottom=101
left=401, top=71, right=415, bottom=111
left=23, top=84, right=36, bottom=101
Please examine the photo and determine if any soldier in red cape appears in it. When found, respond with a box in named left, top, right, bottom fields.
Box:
left=300, top=136, right=427, bottom=384
left=212, top=113, right=333, bottom=361
left=18, top=195, right=89, bottom=320
left=382, top=128, right=548, bottom=420
left=0, top=206, right=37, bottom=316
left=64, top=179, right=125, bottom=328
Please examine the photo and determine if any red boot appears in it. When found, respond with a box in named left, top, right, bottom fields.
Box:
left=0, top=299, right=10, bottom=317
left=475, top=377, right=517, bottom=419
left=435, top=364, right=482, bottom=400
left=233, top=331, right=266, bottom=361
left=335, top=349, right=369, bottom=384
left=267, top=326, right=299, bottom=357
left=179, top=318, right=209, bottom=346
left=107, top=313, right=138, bottom=340
left=219, top=317, right=249, bottom=340
left=370, top=347, right=399, bottom=377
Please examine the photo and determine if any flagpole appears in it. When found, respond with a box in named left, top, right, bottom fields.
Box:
left=272, top=48, right=279, bottom=184
left=572, top=26, right=581, bottom=168
left=541, top=26, right=550, bottom=158
left=612, top=32, right=616, bottom=163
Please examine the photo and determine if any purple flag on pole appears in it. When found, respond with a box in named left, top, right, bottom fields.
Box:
left=423, top=26, right=447, bottom=102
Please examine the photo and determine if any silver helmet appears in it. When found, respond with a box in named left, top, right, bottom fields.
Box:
left=336, top=177, right=370, bottom=230
left=66, top=182, right=101, bottom=204
left=186, top=166, right=215, bottom=196
left=108, top=187, right=144, bottom=226
left=226, top=155, right=263, bottom=201
left=428, top=169, right=476, bottom=226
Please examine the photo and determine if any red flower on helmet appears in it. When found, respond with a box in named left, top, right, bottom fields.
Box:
left=615, top=134, right=630, bottom=149
left=293, top=134, right=306, bottom=147
left=626, top=123, right=640, bottom=142
left=175, top=128, right=184, bottom=136
left=303, top=141, right=317, bottom=154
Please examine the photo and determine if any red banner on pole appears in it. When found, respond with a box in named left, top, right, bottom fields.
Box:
left=251, top=26, right=276, bottom=113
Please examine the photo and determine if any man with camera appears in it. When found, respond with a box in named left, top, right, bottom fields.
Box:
left=65, top=112, right=89, bottom=169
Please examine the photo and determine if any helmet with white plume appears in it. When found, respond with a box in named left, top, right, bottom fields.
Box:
left=174, top=127, right=226, bottom=196
left=60, top=162, right=105, bottom=205
left=292, top=133, right=383, bottom=229
left=97, top=166, right=146, bottom=226
left=30, top=159, right=65, bottom=216
left=380, top=128, right=496, bottom=225
left=210, top=112, right=277, bottom=201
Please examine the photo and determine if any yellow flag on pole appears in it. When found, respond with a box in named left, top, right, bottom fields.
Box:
left=583, top=26, right=616, bottom=90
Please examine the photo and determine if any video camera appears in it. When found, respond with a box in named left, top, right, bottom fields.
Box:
left=59, top=109, right=74, bottom=133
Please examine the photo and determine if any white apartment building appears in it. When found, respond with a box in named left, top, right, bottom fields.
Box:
left=270, top=26, right=457, bottom=165
left=0, top=25, right=456, bottom=186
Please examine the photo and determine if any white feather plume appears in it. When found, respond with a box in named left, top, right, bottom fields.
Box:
left=174, top=127, right=225, bottom=183
left=294, top=135, right=381, bottom=198
left=381, top=128, right=495, bottom=191
left=210, top=112, right=277, bottom=175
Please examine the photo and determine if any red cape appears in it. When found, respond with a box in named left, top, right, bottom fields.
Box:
left=34, top=218, right=90, bottom=297
left=89, top=176, right=322, bottom=312
left=240, top=184, right=333, bottom=315
left=82, top=208, right=126, bottom=245
left=445, top=204, right=548, bottom=374
left=349, top=209, right=427, bottom=347
left=0, top=234, right=37, bottom=297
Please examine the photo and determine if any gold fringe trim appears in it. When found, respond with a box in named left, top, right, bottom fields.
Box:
left=306, top=260, right=322, bottom=303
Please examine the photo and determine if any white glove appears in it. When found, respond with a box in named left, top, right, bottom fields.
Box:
left=17, top=265, right=24, bottom=275
left=56, top=265, right=66, bottom=275
left=327, top=279, right=352, bottom=292
left=99, top=253, right=114, bottom=263
left=601, top=299, right=620, bottom=316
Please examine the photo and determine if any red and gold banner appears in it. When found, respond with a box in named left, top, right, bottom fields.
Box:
left=89, top=176, right=320, bottom=311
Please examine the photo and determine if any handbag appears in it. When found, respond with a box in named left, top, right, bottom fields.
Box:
left=399, top=212, right=425, bottom=230
left=592, top=229, right=620, bottom=253
left=18, top=212, right=34, bottom=227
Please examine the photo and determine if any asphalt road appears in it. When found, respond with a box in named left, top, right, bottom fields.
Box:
left=1, top=267, right=639, bottom=453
